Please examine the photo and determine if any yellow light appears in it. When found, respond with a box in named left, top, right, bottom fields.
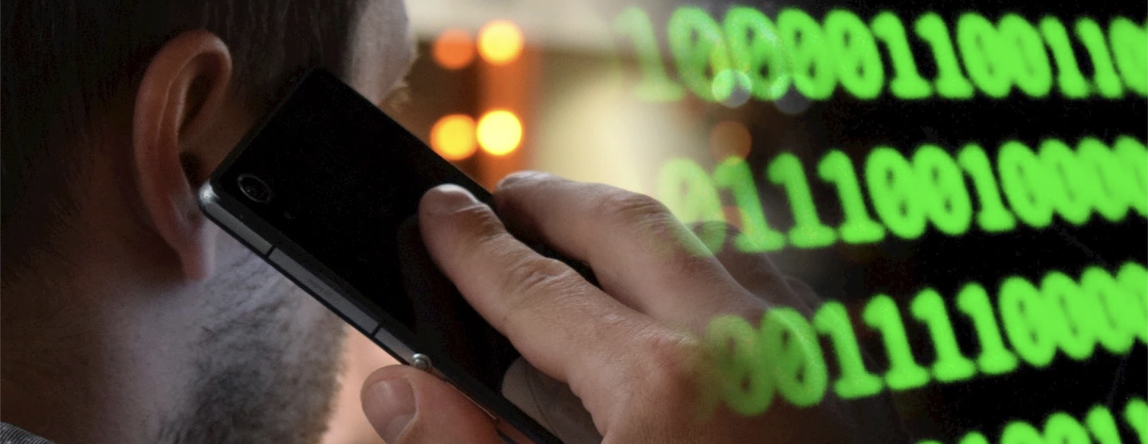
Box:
left=476, top=110, right=522, bottom=156
left=709, top=120, right=752, bottom=161
left=432, top=29, right=475, bottom=70
left=430, top=114, right=477, bottom=160
left=477, top=20, right=524, bottom=65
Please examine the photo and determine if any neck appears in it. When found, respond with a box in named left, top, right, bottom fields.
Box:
left=1, top=241, right=190, bottom=444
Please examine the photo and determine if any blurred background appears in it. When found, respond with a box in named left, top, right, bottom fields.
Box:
left=391, top=0, right=698, bottom=195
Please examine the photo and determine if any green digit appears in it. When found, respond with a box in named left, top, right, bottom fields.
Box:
left=668, top=7, right=732, bottom=102
left=866, top=147, right=928, bottom=239
left=862, top=295, right=930, bottom=390
left=768, top=153, right=836, bottom=248
left=723, top=7, right=793, bottom=101
left=999, top=276, right=1057, bottom=368
left=1076, top=18, right=1124, bottom=98
left=812, top=301, right=884, bottom=399
left=1031, top=271, right=1075, bottom=362
left=871, top=12, right=932, bottom=99
left=915, top=13, right=975, bottom=99
left=1000, top=421, right=1043, bottom=444
left=914, top=144, right=973, bottom=235
left=1039, top=17, right=1090, bottom=98
left=762, top=307, right=829, bottom=407
left=1085, top=406, right=1122, bottom=444
left=1113, top=136, right=1148, bottom=217
left=825, top=9, right=885, bottom=99
left=818, top=150, right=886, bottom=244
left=1125, top=398, right=1147, bottom=444
left=1077, top=137, right=1133, bottom=222
left=1082, top=267, right=1136, bottom=354
left=705, top=315, right=773, bottom=415
left=1062, top=266, right=1130, bottom=357
left=1117, top=262, right=1148, bottom=344
left=998, top=140, right=1055, bottom=229
left=713, top=157, right=787, bottom=252
left=910, top=289, right=977, bottom=383
left=957, top=13, right=1012, bottom=98
left=778, top=9, right=836, bottom=99
left=1109, top=17, right=1148, bottom=96
left=1041, top=272, right=1097, bottom=361
left=957, top=283, right=1019, bottom=375
left=1043, top=413, right=1090, bottom=444
left=959, top=433, right=991, bottom=444
left=998, top=14, right=1053, bottom=97
left=1039, top=139, right=1092, bottom=225
left=614, top=7, right=686, bottom=102
left=957, top=144, right=1017, bottom=232
left=658, top=158, right=727, bottom=252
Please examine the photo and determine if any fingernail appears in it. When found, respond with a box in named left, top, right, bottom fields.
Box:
left=424, top=184, right=478, bottom=214
left=363, top=378, right=416, bottom=443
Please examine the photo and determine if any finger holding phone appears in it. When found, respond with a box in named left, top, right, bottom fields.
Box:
left=361, top=173, right=902, bottom=443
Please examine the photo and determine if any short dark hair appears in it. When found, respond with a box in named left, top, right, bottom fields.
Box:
left=2, top=0, right=368, bottom=274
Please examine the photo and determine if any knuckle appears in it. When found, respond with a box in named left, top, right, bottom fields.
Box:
left=593, top=190, right=671, bottom=225
left=594, top=189, right=727, bottom=278
left=629, top=329, right=709, bottom=406
left=444, top=203, right=505, bottom=240
left=592, top=191, right=683, bottom=243
left=497, top=255, right=581, bottom=316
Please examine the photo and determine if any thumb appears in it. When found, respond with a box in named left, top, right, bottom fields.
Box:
left=361, top=365, right=502, bottom=444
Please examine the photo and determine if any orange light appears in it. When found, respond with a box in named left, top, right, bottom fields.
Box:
left=476, top=110, right=522, bottom=156
left=430, top=114, right=477, bottom=160
left=477, top=20, right=524, bottom=65
left=709, top=120, right=752, bottom=161
left=432, top=29, right=475, bottom=70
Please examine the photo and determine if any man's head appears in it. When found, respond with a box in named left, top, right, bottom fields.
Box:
left=1, top=1, right=413, bottom=442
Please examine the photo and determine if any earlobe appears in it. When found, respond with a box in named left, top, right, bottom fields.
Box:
left=132, top=30, right=233, bottom=281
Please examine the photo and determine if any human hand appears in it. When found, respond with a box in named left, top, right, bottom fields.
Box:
left=360, top=172, right=904, bottom=443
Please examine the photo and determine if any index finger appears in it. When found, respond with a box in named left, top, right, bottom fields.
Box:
left=416, top=184, right=655, bottom=401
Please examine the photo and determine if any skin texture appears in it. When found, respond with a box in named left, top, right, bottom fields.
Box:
left=359, top=175, right=909, bottom=443
left=0, top=0, right=412, bottom=442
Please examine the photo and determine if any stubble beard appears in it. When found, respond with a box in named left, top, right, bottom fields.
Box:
left=158, top=254, right=347, bottom=444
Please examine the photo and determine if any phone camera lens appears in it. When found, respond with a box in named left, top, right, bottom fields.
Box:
left=237, top=174, right=273, bottom=203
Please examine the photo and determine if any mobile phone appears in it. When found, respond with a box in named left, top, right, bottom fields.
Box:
left=197, top=69, right=600, bottom=443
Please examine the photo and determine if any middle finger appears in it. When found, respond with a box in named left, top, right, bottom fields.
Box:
left=493, top=172, right=767, bottom=331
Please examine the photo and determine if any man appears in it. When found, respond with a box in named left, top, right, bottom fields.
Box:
left=2, top=1, right=905, bottom=443
left=3, top=1, right=409, bottom=442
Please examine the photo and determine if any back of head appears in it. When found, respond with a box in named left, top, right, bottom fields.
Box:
left=1, top=0, right=367, bottom=278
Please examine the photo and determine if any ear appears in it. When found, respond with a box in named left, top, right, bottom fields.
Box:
left=132, top=30, right=232, bottom=280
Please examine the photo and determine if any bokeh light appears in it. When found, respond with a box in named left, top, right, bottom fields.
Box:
left=709, top=120, right=752, bottom=160
left=432, top=29, right=475, bottom=70
left=430, top=114, right=478, bottom=160
left=711, top=70, right=753, bottom=108
left=477, top=110, right=522, bottom=156
left=477, top=20, right=524, bottom=65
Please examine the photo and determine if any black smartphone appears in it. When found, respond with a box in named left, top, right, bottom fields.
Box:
left=197, top=69, right=600, bottom=444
